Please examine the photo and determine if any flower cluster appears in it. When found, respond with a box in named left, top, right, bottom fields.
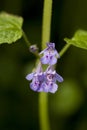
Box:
left=26, top=43, right=63, bottom=93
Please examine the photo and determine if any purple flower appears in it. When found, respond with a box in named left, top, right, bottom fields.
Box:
left=26, top=42, right=64, bottom=93
left=40, top=43, right=60, bottom=65
left=43, top=66, right=63, bottom=93
left=26, top=64, right=63, bottom=93
left=26, top=63, right=44, bottom=92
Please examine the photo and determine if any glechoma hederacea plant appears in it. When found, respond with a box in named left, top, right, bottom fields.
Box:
left=0, top=0, right=87, bottom=130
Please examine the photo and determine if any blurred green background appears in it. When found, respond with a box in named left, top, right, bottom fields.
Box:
left=0, top=0, right=87, bottom=130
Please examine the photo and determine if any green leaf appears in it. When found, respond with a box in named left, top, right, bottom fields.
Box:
left=0, top=12, right=23, bottom=44
left=64, top=30, right=87, bottom=50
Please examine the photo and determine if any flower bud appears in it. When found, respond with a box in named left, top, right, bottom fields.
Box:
left=29, top=44, right=38, bottom=53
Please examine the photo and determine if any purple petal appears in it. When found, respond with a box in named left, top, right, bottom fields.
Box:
left=54, top=50, right=60, bottom=58
left=56, top=73, right=64, bottom=82
left=43, top=83, right=50, bottom=92
left=38, top=74, right=44, bottom=81
left=49, top=83, right=58, bottom=93
left=40, top=56, right=49, bottom=64
left=47, top=42, right=55, bottom=49
left=30, top=82, right=38, bottom=91
left=43, top=82, right=58, bottom=93
left=26, top=73, right=34, bottom=80
left=37, top=84, right=44, bottom=92
left=49, top=56, right=57, bottom=65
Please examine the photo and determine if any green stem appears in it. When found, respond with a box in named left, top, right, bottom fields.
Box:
left=22, top=30, right=31, bottom=47
left=22, top=30, right=40, bottom=58
left=59, top=43, right=71, bottom=57
left=39, top=1, right=71, bottom=130
left=39, top=93, right=50, bottom=130
left=42, top=0, right=52, bottom=49
left=39, top=0, right=52, bottom=130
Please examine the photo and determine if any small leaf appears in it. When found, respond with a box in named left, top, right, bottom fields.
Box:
left=0, top=12, right=23, bottom=44
left=64, top=30, right=87, bottom=50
